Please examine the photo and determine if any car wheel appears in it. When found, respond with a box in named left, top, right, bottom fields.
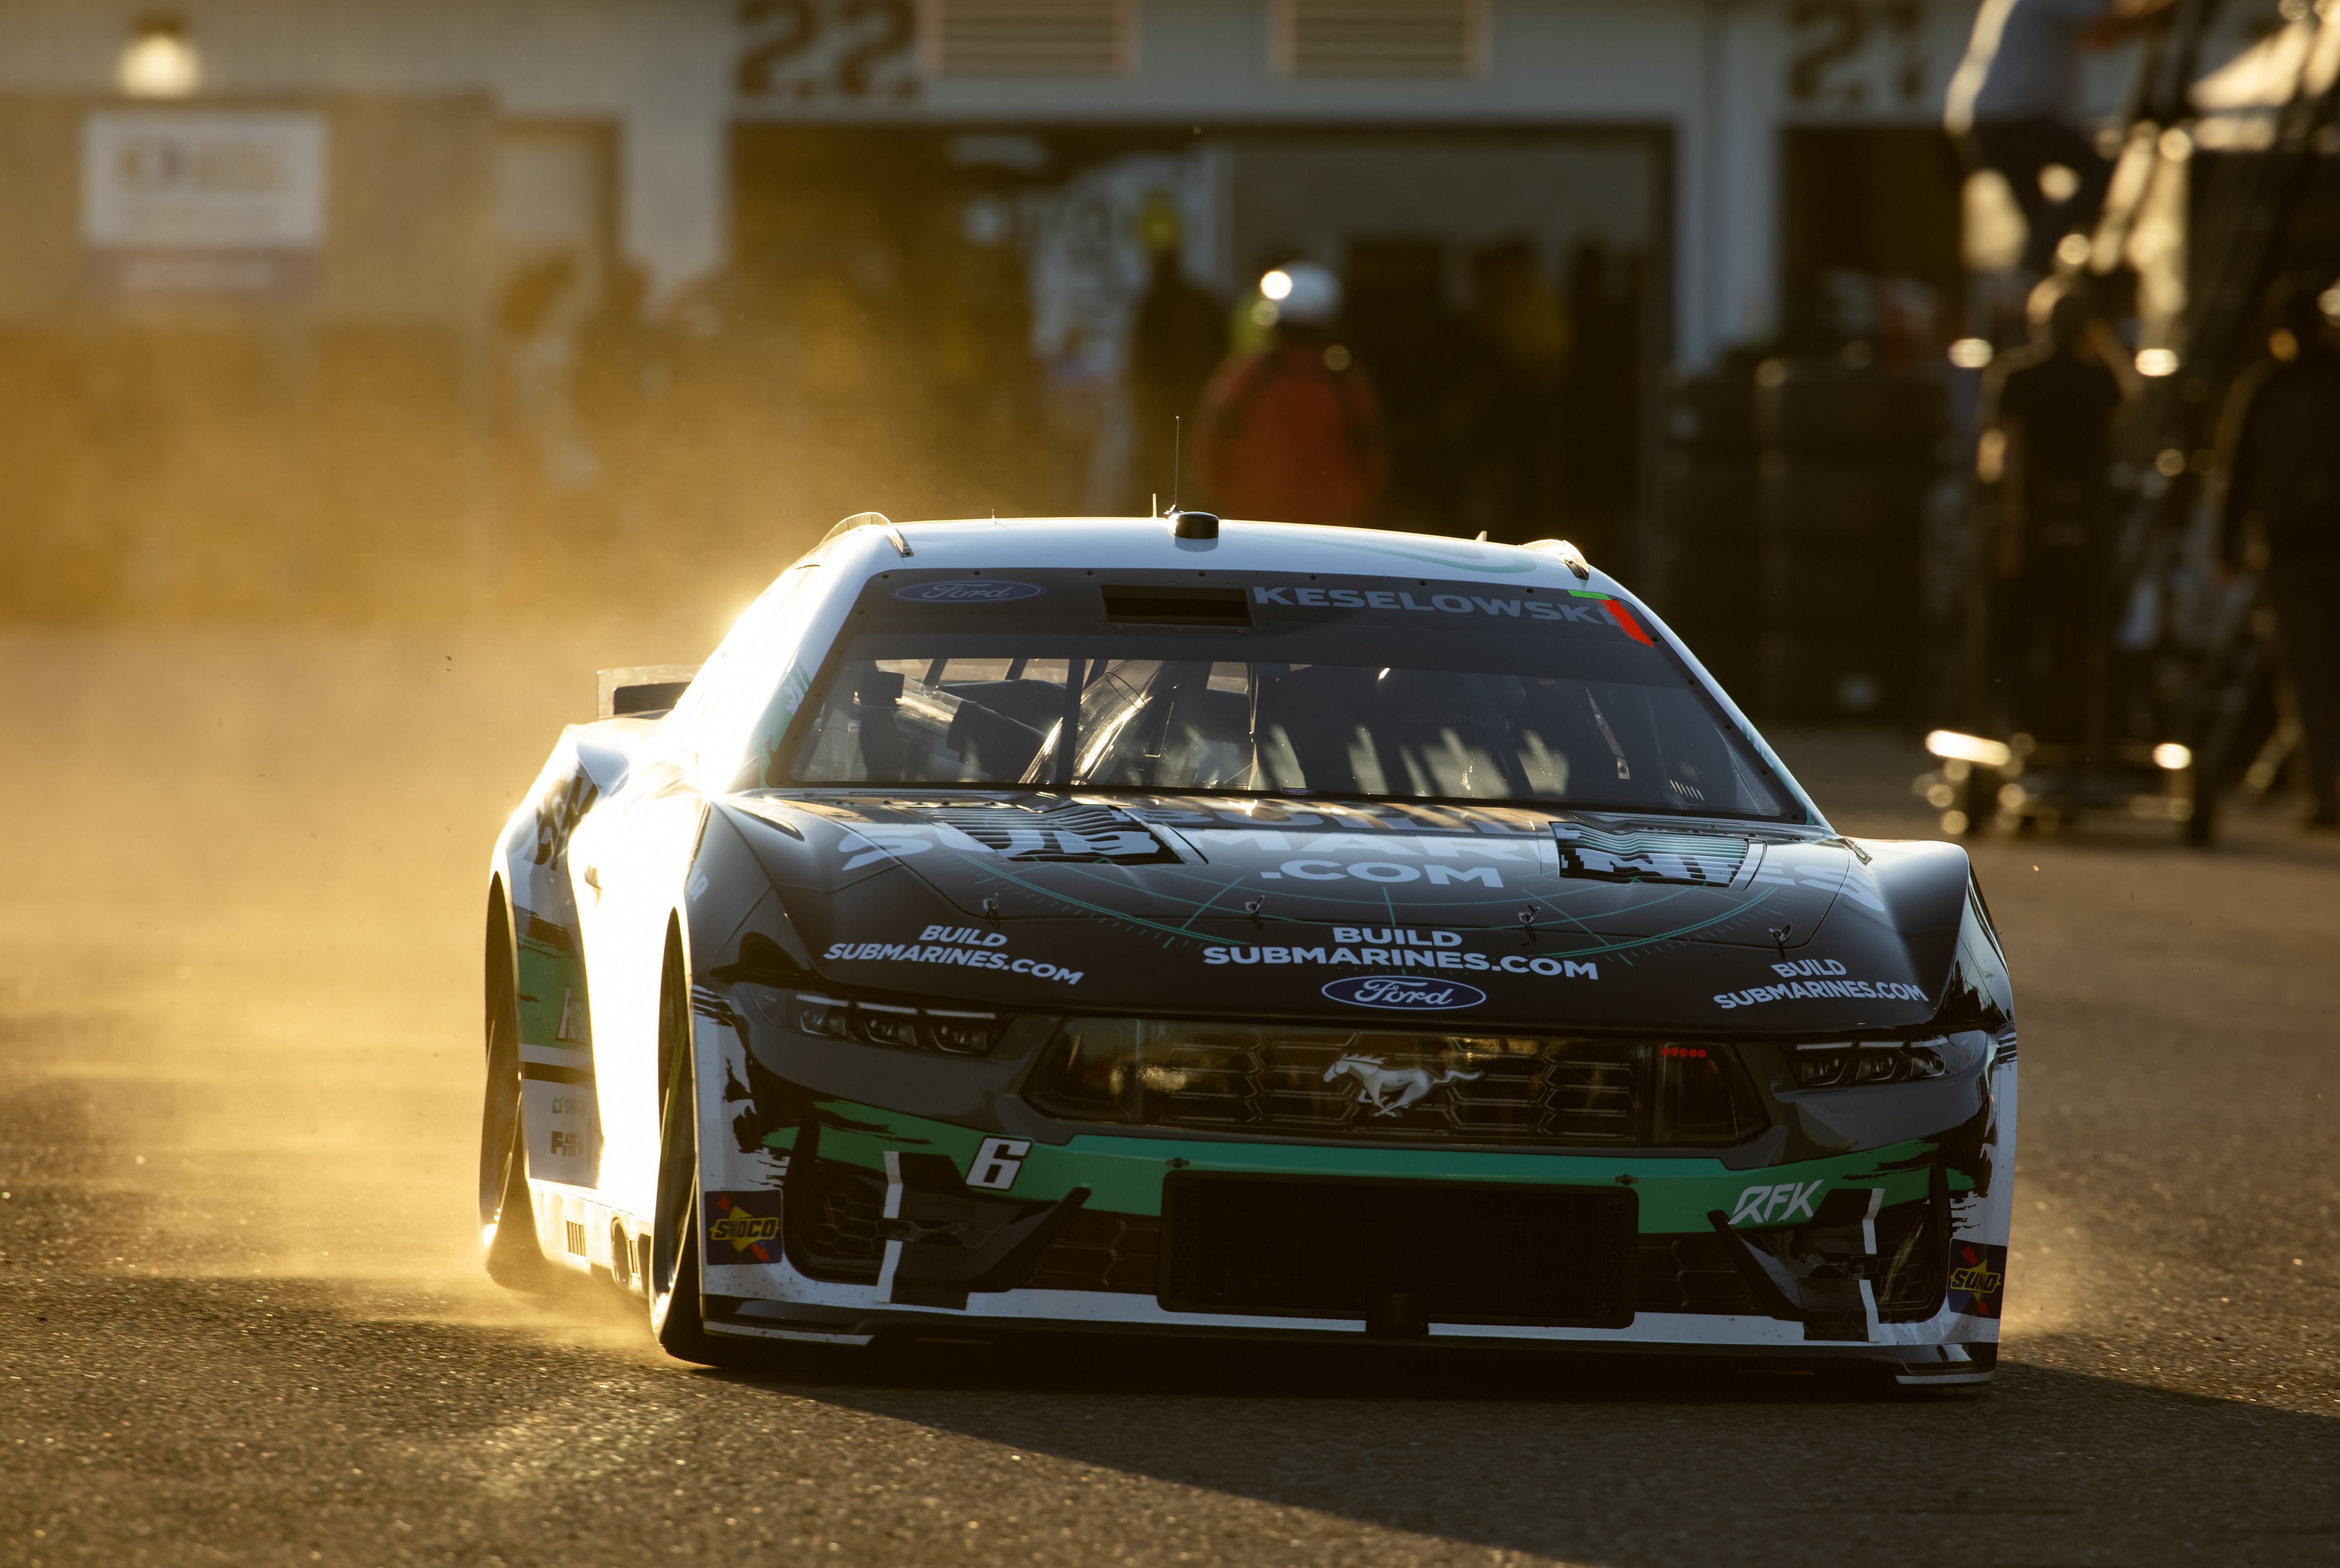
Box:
left=481, top=889, right=554, bottom=1289
left=648, top=922, right=726, bottom=1364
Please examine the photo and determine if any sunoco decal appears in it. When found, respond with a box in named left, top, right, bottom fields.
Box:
left=894, top=579, right=1044, bottom=603
left=1946, top=1241, right=2007, bottom=1318
left=1321, top=975, right=1487, bottom=1011
left=706, top=1193, right=782, bottom=1263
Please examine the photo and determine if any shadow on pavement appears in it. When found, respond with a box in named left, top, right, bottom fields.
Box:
left=720, top=1333, right=2340, bottom=1566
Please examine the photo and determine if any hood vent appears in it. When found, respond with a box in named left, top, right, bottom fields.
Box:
left=919, top=801, right=1182, bottom=864
left=1552, top=823, right=1752, bottom=887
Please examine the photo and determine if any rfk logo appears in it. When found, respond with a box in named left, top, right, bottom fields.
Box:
left=1322, top=1054, right=1483, bottom=1116
left=1729, top=1180, right=1824, bottom=1226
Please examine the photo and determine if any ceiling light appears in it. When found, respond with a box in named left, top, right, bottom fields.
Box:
left=120, top=14, right=200, bottom=98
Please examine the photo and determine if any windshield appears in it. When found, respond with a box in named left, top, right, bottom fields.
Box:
left=771, top=570, right=1795, bottom=818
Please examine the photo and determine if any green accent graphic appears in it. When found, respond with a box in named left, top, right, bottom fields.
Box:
left=515, top=930, right=582, bottom=1046
left=781, top=1097, right=1964, bottom=1228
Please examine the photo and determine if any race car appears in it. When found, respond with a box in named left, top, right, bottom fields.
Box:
left=479, top=510, right=2016, bottom=1387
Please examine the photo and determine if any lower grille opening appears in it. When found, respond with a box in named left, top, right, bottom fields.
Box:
left=1158, top=1175, right=1636, bottom=1328
left=1026, top=1209, right=1161, bottom=1293
left=1872, top=1198, right=1948, bottom=1320
left=786, top=1156, right=886, bottom=1284
left=1634, top=1195, right=1946, bottom=1320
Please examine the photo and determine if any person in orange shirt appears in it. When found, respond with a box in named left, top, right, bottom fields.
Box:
left=1194, top=262, right=1387, bottom=527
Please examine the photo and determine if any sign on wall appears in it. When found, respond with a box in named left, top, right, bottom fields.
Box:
left=81, top=111, right=328, bottom=299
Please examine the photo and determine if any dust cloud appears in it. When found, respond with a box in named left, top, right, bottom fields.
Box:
left=0, top=616, right=749, bottom=1338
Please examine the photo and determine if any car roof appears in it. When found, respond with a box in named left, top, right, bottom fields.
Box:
left=804, top=515, right=1624, bottom=596
left=767, top=514, right=1824, bottom=830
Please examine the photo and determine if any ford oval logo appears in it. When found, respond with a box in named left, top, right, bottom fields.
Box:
left=893, top=579, right=1045, bottom=603
left=1321, top=975, right=1487, bottom=1012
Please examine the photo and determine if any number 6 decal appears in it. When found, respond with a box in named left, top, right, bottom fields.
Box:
left=966, top=1137, right=1031, bottom=1192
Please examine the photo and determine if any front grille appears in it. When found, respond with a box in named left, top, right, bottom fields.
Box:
left=1635, top=1233, right=1762, bottom=1315
left=1151, top=1036, right=1636, bottom=1140
left=1159, top=1176, right=1635, bottom=1326
left=1026, top=1021, right=1767, bottom=1147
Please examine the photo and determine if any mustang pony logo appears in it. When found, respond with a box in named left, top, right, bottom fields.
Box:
left=1323, top=1054, right=1483, bottom=1116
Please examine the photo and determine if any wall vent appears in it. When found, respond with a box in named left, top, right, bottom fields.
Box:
left=1269, top=0, right=1490, bottom=77
left=918, top=0, right=1139, bottom=76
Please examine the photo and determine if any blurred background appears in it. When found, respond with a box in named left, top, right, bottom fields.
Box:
left=9, top=14, right=2340, bottom=1558
left=2, top=0, right=2335, bottom=753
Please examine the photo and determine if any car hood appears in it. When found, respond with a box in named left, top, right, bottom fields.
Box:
left=718, top=792, right=1949, bottom=1032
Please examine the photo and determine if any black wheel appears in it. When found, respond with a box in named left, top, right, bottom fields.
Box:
left=481, top=888, right=554, bottom=1289
left=648, top=921, right=725, bottom=1364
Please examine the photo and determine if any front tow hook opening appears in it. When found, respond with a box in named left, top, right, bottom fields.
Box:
left=1705, top=1209, right=1808, bottom=1322
left=1366, top=1290, right=1428, bottom=1338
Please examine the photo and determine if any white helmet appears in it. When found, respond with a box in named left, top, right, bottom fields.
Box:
left=1260, top=261, right=1342, bottom=327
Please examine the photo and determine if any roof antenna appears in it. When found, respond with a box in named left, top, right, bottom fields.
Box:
left=1172, top=416, right=1182, bottom=512
left=1167, top=415, right=1218, bottom=539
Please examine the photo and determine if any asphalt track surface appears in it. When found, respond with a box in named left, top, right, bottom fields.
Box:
left=3, top=625, right=2337, bottom=1567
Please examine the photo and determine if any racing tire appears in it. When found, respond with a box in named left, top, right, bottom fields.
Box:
left=481, top=889, right=555, bottom=1290
left=648, top=922, right=728, bottom=1365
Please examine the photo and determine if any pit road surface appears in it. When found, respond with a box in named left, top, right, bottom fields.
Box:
left=3, top=628, right=2336, bottom=1568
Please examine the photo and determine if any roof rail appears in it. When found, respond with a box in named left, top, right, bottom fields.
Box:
left=822, top=511, right=912, bottom=557
left=1524, top=539, right=1592, bottom=580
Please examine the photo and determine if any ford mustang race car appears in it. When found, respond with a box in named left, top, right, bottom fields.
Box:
left=479, top=511, right=2016, bottom=1387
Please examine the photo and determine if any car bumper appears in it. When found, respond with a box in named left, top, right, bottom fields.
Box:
left=692, top=1014, right=2017, bottom=1374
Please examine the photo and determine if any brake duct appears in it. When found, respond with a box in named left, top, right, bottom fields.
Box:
left=1708, top=1186, right=1879, bottom=1339
left=1705, top=1164, right=1950, bottom=1341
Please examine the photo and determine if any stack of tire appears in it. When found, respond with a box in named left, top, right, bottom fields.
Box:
left=1753, top=359, right=1945, bottom=721
left=1655, top=362, right=1764, bottom=695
